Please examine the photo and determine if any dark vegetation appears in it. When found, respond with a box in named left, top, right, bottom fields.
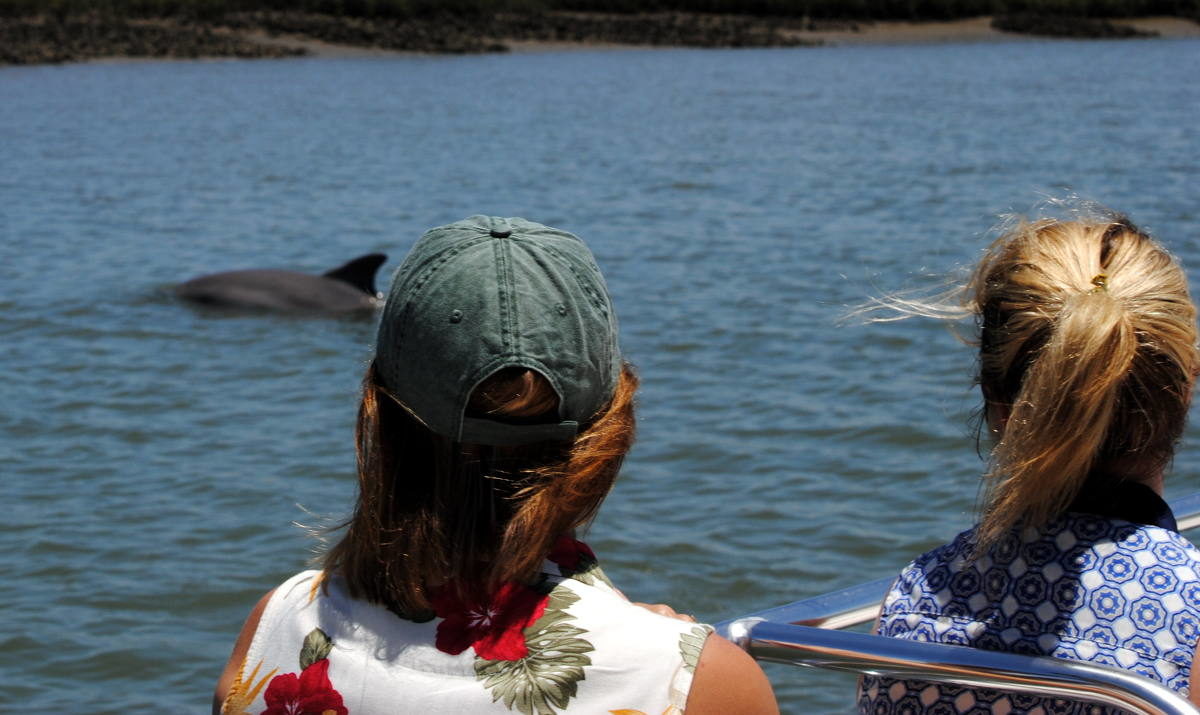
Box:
left=543, top=0, right=1198, bottom=19
left=2, top=0, right=1198, bottom=20
left=992, top=11, right=1158, bottom=33
left=0, top=16, right=304, bottom=63
left=0, top=0, right=1195, bottom=64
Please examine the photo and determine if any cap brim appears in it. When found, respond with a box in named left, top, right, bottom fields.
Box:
left=459, top=417, right=579, bottom=446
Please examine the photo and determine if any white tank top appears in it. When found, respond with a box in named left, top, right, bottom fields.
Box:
left=222, top=542, right=712, bottom=715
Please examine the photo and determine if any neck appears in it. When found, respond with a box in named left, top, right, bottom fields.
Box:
left=1141, top=471, right=1165, bottom=496
left=1088, top=463, right=1164, bottom=496
left=1068, top=473, right=1176, bottom=531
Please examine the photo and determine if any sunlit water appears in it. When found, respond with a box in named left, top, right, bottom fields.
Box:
left=3, top=37, right=1199, bottom=713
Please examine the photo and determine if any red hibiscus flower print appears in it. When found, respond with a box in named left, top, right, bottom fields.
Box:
left=548, top=536, right=596, bottom=572
left=262, top=658, right=348, bottom=715
left=431, top=581, right=549, bottom=661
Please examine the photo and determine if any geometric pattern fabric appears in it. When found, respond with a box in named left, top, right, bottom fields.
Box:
left=857, top=514, right=1200, bottom=714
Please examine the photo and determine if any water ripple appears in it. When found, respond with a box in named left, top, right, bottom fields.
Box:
left=3, top=40, right=1199, bottom=714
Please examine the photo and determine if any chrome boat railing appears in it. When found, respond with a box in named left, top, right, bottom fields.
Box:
left=716, top=620, right=1198, bottom=715
left=713, top=490, right=1200, bottom=715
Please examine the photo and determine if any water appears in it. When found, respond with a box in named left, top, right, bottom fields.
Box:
left=3, top=38, right=1199, bottom=713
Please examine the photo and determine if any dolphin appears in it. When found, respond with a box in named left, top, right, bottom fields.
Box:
left=176, top=253, right=388, bottom=313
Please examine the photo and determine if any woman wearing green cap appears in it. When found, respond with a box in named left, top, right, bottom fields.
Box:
left=214, top=216, right=777, bottom=715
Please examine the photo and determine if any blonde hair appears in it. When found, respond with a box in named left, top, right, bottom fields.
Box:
left=871, top=212, right=1198, bottom=551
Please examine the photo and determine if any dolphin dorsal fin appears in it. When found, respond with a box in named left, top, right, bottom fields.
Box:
left=324, top=253, right=387, bottom=295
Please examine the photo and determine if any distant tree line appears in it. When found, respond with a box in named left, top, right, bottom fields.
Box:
left=2, top=0, right=1196, bottom=20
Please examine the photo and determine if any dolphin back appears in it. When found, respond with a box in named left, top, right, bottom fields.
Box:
left=175, top=252, right=388, bottom=314
left=324, top=253, right=387, bottom=296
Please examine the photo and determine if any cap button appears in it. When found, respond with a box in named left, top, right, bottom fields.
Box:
left=489, top=217, right=513, bottom=239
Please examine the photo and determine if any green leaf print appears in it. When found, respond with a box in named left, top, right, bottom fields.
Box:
left=572, top=561, right=617, bottom=590
left=475, top=586, right=593, bottom=715
left=299, top=627, right=333, bottom=670
left=678, top=624, right=713, bottom=673
left=558, top=551, right=616, bottom=591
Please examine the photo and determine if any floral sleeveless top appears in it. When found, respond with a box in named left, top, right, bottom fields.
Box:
left=858, top=510, right=1200, bottom=714
left=222, top=539, right=713, bottom=715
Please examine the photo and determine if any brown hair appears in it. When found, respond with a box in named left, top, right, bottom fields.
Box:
left=860, top=212, right=1198, bottom=552
left=969, top=217, right=1197, bottom=548
left=322, top=361, right=638, bottom=616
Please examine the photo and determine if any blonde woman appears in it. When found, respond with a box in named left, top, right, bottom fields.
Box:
left=858, top=211, right=1200, bottom=713
left=213, top=216, right=776, bottom=715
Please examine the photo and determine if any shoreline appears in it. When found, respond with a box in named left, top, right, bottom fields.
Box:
left=796, top=15, right=1199, bottom=47
left=2, top=13, right=1197, bottom=66
left=244, top=15, right=1200, bottom=59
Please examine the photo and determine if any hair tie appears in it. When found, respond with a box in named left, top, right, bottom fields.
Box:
left=1089, top=273, right=1108, bottom=293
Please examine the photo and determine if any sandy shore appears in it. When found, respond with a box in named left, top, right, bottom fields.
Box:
left=2, top=13, right=1197, bottom=66
left=784, top=15, right=1199, bottom=47
left=291, top=15, right=1200, bottom=58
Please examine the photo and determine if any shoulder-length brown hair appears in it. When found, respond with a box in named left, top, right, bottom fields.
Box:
left=323, top=361, right=638, bottom=616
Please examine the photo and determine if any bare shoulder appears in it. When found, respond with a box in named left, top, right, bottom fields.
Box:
left=1190, top=637, right=1200, bottom=707
left=686, top=633, right=778, bottom=715
left=212, top=589, right=275, bottom=715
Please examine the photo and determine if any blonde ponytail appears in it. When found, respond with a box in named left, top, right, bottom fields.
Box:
left=979, top=286, right=1138, bottom=547
left=861, top=212, right=1198, bottom=552
left=970, top=217, right=1198, bottom=549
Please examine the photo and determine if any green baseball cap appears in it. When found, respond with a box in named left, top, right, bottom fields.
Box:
left=374, top=216, right=621, bottom=446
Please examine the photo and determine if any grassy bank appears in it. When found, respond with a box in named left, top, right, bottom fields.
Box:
left=1, top=0, right=1195, bottom=65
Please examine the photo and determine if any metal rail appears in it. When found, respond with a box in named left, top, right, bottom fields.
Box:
left=718, top=620, right=1199, bottom=715
left=712, top=490, right=1200, bottom=714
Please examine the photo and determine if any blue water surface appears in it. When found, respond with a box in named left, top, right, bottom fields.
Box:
left=2, top=37, right=1198, bottom=713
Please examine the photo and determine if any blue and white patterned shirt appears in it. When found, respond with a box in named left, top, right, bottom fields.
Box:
left=858, top=504, right=1200, bottom=714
